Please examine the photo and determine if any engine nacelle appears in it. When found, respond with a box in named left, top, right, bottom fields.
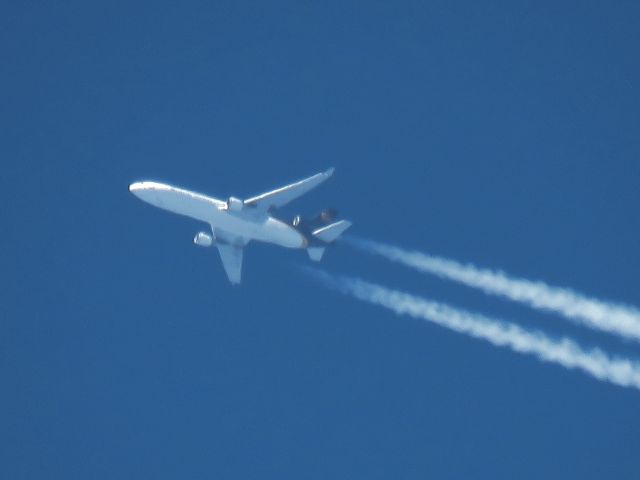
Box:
left=193, top=231, right=214, bottom=247
left=226, top=196, right=243, bottom=212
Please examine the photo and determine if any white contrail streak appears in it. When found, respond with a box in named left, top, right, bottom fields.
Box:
left=347, top=237, right=640, bottom=342
left=307, top=269, right=640, bottom=391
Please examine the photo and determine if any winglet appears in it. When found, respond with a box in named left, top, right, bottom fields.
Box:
left=325, top=167, right=335, bottom=177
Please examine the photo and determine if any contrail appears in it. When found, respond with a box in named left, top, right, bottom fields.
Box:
left=306, top=269, right=640, bottom=391
left=346, top=237, right=640, bottom=342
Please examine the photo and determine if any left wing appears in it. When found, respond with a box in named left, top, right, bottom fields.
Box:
left=216, top=243, right=243, bottom=285
left=243, top=168, right=334, bottom=212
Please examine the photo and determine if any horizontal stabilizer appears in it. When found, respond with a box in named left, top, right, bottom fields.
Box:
left=312, top=220, right=352, bottom=243
left=307, top=247, right=326, bottom=262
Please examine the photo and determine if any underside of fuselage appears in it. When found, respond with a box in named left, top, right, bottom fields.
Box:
left=212, top=212, right=308, bottom=249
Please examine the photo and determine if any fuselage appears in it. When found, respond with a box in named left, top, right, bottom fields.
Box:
left=129, top=181, right=307, bottom=248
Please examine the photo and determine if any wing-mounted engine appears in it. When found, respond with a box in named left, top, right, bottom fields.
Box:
left=193, top=231, right=215, bottom=247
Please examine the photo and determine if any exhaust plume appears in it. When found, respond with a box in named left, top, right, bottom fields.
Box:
left=347, top=237, right=640, bottom=342
left=307, top=269, right=640, bottom=391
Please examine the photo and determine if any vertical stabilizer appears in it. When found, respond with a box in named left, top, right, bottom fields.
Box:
left=307, top=247, right=326, bottom=262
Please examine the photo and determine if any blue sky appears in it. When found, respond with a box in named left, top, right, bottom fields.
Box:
left=2, top=1, right=639, bottom=478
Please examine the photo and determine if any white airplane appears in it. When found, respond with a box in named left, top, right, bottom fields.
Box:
left=129, top=168, right=351, bottom=284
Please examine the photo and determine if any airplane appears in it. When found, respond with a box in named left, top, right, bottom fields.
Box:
left=129, top=168, right=351, bottom=284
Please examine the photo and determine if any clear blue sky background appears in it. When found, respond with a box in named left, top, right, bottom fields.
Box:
left=2, top=1, right=639, bottom=478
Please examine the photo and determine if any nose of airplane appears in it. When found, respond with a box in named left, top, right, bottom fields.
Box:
left=128, top=182, right=147, bottom=200
left=128, top=181, right=173, bottom=208
left=129, top=182, right=142, bottom=192
left=129, top=181, right=164, bottom=203
left=129, top=181, right=164, bottom=196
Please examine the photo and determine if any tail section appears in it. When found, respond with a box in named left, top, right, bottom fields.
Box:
left=306, top=220, right=352, bottom=262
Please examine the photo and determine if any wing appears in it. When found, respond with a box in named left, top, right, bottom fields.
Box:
left=216, top=243, right=243, bottom=285
left=243, top=168, right=334, bottom=211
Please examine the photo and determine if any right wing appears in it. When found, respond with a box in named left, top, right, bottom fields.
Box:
left=216, top=243, right=243, bottom=285
left=243, top=168, right=334, bottom=212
